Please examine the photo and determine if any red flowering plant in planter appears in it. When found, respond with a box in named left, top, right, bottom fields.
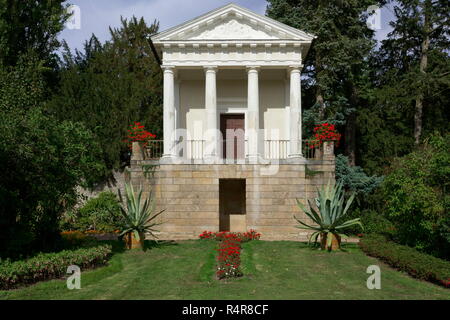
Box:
left=307, top=123, right=341, bottom=149
left=125, top=122, right=156, bottom=149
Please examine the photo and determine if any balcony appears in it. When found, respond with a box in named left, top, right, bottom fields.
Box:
left=142, top=139, right=321, bottom=161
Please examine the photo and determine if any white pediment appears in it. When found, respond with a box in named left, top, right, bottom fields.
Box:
left=152, top=3, right=315, bottom=43
left=188, top=18, right=278, bottom=40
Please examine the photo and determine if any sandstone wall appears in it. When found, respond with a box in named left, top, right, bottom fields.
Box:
left=128, top=155, right=335, bottom=241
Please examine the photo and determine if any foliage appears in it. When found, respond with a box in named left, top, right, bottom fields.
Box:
left=49, top=17, right=163, bottom=176
left=0, top=59, right=105, bottom=259
left=335, top=154, right=383, bottom=195
left=306, top=123, right=342, bottom=148
left=266, top=0, right=384, bottom=163
left=381, top=133, right=449, bottom=259
left=59, top=231, right=100, bottom=249
left=0, top=244, right=112, bottom=290
left=118, top=183, right=165, bottom=242
left=294, top=181, right=362, bottom=250
left=0, top=0, right=69, bottom=67
left=125, top=121, right=156, bottom=149
left=359, top=234, right=450, bottom=288
left=61, top=192, right=125, bottom=233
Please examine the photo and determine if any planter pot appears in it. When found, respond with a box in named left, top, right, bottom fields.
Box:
left=124, top=231, right=145, bottom=249
left=314, top=147, right=322, bottom=159
left=320, top=232, right=341, bottom=251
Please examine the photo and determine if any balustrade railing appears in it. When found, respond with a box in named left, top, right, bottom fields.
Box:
left=143, top=139, right=321, bottom=160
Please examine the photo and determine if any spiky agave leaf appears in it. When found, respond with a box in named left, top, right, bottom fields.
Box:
left=294, top=180, right=360, bottom=249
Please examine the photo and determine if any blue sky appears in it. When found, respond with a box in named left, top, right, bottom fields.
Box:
left=59, top=0, right=396, bottom=51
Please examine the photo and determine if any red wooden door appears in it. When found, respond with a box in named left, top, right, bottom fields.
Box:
left=220, top=114, right=245, bottom=160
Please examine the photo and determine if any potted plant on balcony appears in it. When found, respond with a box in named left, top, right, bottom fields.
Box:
left=118, top=183, right=165, bottom=250
left=294, top=181, right=362, bottom=251
left=308, top=123, right=341, bottom=159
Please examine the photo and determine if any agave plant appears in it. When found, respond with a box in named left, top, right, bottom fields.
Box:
left=118, top=183, right=165, bottom=246
left=294, top=181, right=362, bottom=250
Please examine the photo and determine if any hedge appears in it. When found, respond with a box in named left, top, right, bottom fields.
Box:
left=359, top=234, right=450, bottom=288
left=0, top=244, right=112, bottom=290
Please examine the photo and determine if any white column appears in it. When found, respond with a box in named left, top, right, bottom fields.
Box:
left=204, top=66, right=218, bottom=159
left=247, top=66, right=260, bottom=162
left=162, top=66, right=176, bottom=159
left=288, top=66, right=303, bottom=159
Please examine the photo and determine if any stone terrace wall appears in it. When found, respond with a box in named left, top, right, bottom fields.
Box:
left=128, top=142, right=336, bottom=241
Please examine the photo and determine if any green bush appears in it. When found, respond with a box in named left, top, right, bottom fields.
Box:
left=0, top=244, right=112, bottom=290
left=381, top=133, right=449, bottom=258
left=61, top=192, right=124, bottom=233
left=360, top=210, right=396, bottom=236
left=0, top=58, right=106, bottom=259
left=335, top=154, right=383, bottom=195
left=359, top=234, right=450, bottom=287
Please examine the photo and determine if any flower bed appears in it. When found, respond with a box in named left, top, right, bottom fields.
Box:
left=0, top=244, right=112, bottom=290
left=359, top=234, right=450, bottom=288
left=199, top=230, right=261, bottom=279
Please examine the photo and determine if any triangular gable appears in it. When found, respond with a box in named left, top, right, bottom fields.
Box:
left=152, top=3, right=315, bottom=42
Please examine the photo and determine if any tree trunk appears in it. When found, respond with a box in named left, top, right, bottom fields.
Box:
left=414, top=0, right=431, bottom=145
left=316, top=91, right=326, bottom=120
left=345, top=111, right=356, bottom=166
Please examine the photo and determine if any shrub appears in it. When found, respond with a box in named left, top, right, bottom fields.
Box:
left=0, top=58, right=106, bottom=259
left=359, top=234, right=450, bottom=287
left=0, top=244, right=112, bottom=290
left=62, top=192, right=124, bottom=233
left=381, top=133, right=449, bottom=258
left=335, top=154, right=383, bottom=195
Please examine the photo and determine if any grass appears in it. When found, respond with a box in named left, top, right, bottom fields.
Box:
left=0, top=240, right=449, bottom=300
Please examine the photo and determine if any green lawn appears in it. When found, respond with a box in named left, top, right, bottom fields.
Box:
left=1, top=240, right=449, bottom=300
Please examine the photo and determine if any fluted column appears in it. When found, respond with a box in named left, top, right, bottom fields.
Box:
left=162, top=66, right=176, bottom=159
left=247, top=66, right=260, bottom=162
left=288, top=66, right=303, bottom=159
left=204, top=66, right=218, bottom=159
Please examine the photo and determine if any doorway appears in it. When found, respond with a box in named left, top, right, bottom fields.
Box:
left=219, top=179, right=246, bottom=232
left=220, top=114, right=245, bottom=160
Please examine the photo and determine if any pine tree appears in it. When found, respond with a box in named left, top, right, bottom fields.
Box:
left=0, top=0, right=69, bottom=67
left=266, top=0, right=384, bottom=165
left=49, top=17, right=163, bottom=177
left=377, top=0, right=449, bottom=145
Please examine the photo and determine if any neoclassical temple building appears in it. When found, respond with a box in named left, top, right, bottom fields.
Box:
left=128, top=3, right=336, bottom=240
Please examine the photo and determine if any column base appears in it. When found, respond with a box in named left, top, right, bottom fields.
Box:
left=246, top=154, right=261, bottom=164
left=202, top=154, right=220, bottom=164
left=287, top=154, right=306, bottom=164
left=159, top=155, right=179, bottom=164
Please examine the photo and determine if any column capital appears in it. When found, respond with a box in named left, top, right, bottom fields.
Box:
left=204, top=66, right=218, bottom=73
left=288, top=65, right=303, bottom=73
left=162, top=65, right=175, bottom=72
left=246, top=66, right=260, bottom=73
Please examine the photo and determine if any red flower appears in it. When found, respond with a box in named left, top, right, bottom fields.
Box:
left=125, top=121, right=156, bottom=149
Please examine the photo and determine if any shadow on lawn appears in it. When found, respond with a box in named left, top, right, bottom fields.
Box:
left=143, top=240, right=178, bottom=251
left=98, top=239, right=178, bottom=253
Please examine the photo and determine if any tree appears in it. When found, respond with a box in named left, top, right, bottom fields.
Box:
left=49, top=17, right=163, bottom=176
left=266, top=0, right=383, bottom=164
left=0, top=57, right=105, bottom=257
left=376, top=0, right=449, bottom=145
left=0, top=0, right=69, bottom=67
